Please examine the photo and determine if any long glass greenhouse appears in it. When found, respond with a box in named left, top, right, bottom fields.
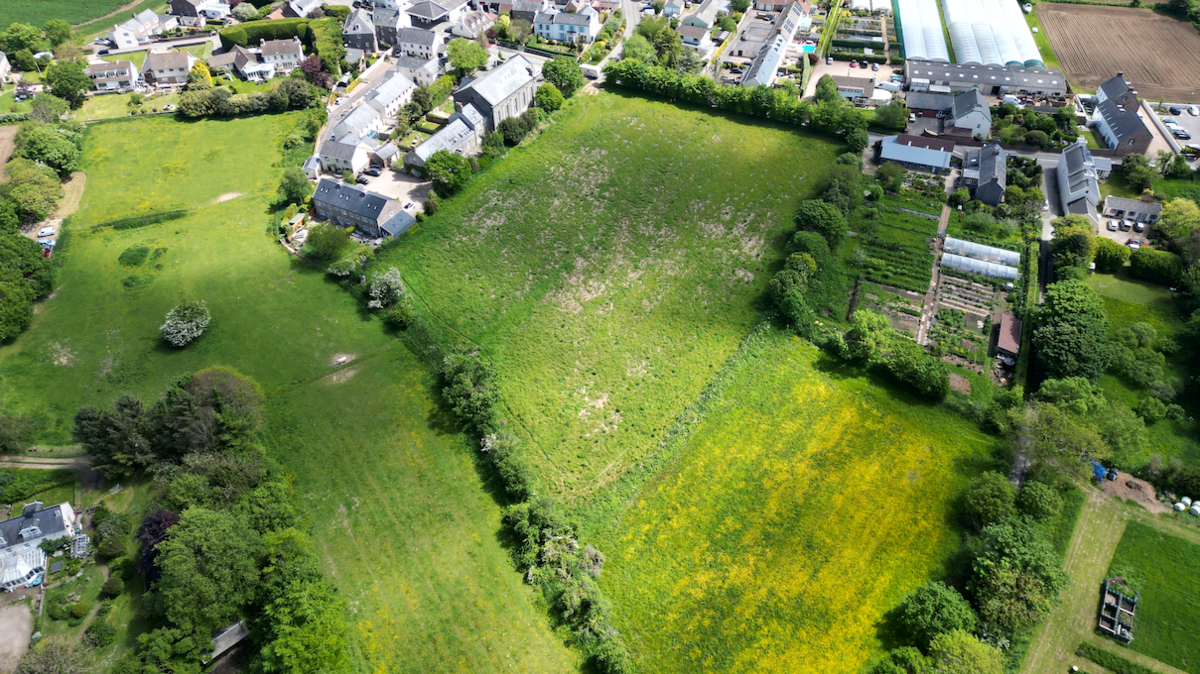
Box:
left=943, top=237, right=1021, bottom=267
left=941, top=253, right=1020, bottom=281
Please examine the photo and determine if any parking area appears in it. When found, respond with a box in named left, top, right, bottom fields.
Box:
left=357, top=169, right=431, bottom=213
left=1097, top=217, right=1151, bottom=248
left=1155, top=104, right=1200, bottom=159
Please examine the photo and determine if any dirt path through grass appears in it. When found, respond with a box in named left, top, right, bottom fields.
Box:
left=1021, top=490, right=1128, bottom=674
left=0, top=125, right=16, bottom=182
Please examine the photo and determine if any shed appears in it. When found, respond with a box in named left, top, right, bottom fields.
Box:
left=996, top=313, right=1021, bottom=358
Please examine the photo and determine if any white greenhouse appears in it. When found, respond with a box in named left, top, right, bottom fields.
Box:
left=943, top=237, right=1022, bottom=266
left=895, top=0, right=949, bottom=62
left=941, top=253, right=1020, bottom=281
left=938, top=0, right=1043, bottom=67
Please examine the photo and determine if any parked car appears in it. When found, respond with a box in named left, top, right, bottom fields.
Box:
left=1043, top=201, right=1050, bottom=211
left=355, top=175, right=369, bottom=184
left=1127, top=241, right=1141, bottom=250
left=826, top=56, right=833, bottom=65
left=1175, top=131, right=1192, bottom=140
left=1190, top=105, right=1199, bottom=116
left=1135, top=222, right=1146, bottom=233
left=849, top=60, right=857, bottom=68
left=1022, top=2, right=1032, bottom=11
left=363, top=167, right=382, bottom=176
left=335, top=96, right=347, bottom=106
left=404, top=202, right=415, bottom=210
left=870, top=62, right=879, bottom=71
left=908, top=113, right=916, bottom=123
left=97, top=49, right=110, bottom=55
left=40, top=239, right=56, bottom=249
left=43, top=248, right=51, bottom=259
left=1184, top=143, right=1200, bottom=154
left=1119, top=220, right=1132, bottom=231
left=37, top=226, right=55, bottom=238
left=1168, top=106, right=1182, bottom=115
left=1107, top=220, right=1119, bottom=231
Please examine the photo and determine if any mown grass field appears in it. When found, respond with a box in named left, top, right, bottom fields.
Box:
left=265, top=351, right=578, bottom=674
left=1106, top=521, right=1200, bottom=673
left=589, top=330, right=1000, bottom=673
left=1085, top=272, right=1199, bottom=466
left=73, top=114, right=300, bottom=226
left=382, top=92, right=842, bottom=514
left=0, top=114, right=577, bottom=674
left=0, top=0, right=126, bottom=29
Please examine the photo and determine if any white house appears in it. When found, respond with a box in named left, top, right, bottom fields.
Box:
left=396, top=27, right=440, bottom=59
left=334, top=103, right=386, bottom=141
left=260, top=37, right=305, bottom=75
left=318, top=139, right=373, bottom=175
left=533, top=6, right=600, bottom=43
left=663, top=0, right=684, bottom=16
left=450, top=10, right=496, bottom=39
left=84, top=60, right=139, bottom=90
left=108, top=9, right=169, bottom=50
left=168, top=0, right=231, bottom=27
left=1, top=502, right=79, bottom=592
left=365, top=70, right=417, bottom=118
left=951, top=89, right=992, bottom=140
left=406, top=0, right=472, bottom=28
left=142, top=49, right=198, bottom=86
left=681, top=0, right=720, bottom=30
left=406, top=103, right=486, bottom=168
left=394, top=55, right=441, bottom=86
left=677, top=24, right=713, bottom=54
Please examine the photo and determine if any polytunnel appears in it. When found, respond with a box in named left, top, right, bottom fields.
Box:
left=941, top=254, right=1020, bottom=281
left=895, top=0, right=949, bottom=62
left=943, top=238, right=1022, bottom=266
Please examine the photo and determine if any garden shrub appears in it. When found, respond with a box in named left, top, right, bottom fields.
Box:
left=85, top=620, right=116, bottom=648
left=70, top=602, right=91, bottom=619
left=1128, top=247, right=1183, bottom=286
left=102, top=575, right=124, bottom=598
left=160, top=300, right=211, bottom=347
left=48, top=601, right=70, bottom=621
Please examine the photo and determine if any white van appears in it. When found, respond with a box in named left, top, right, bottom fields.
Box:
left=581, top=64, right=601, bottom=80
left=1002, top=94, right=1020, bottom=104
left=876, top=81, right=900, bottom=93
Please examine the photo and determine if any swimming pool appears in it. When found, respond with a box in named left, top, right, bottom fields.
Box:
left=801, top=44, right=816, bottom=53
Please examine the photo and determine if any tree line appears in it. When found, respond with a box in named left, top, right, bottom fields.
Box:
left=24, top=368, right=351, bottom=674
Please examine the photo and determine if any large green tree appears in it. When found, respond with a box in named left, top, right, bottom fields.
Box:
left=276, top=167, right=310, bottom=205
left=621, top=34, right=657, bottom=64
left=44, top=59, right=91, bottom=109
left=1154, top=198, right=1200, bottom=244
left=14, top=122, right=80, bottom=177
left=43, top=19, right=72, bottom=46
left=0, top=232, right=53, bottom=342
left=1033, top=280, right=1110, bottom=380
left=1093, top=237, right=1130, bottom=273
left=0, top=158, right=61, bottom=223
left=969, top=519, right=1068, bottom=631
left=794, top=199, right=847, bottom=246
left=446, top=38, right=489, bottom=75
left=814, top=74, right=841, bottom=104
left=153, top=508, right=262, bottom=640
left=0, top=23, right=47, bottom=55
left=542, top=56, right=585, bottom=97
left=964, top=471, right=1016, bottom=528
left=425, top=149, right=473, bottom=197
left=926, top=630, right=1004, bottom=674
left=895, top=581, right=978, bottom=651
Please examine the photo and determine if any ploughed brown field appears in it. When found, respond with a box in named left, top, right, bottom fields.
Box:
left=1038, top=3, right=1200, bottom=103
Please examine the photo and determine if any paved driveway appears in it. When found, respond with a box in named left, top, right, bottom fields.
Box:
left=359, top=171, right=431, bottom=212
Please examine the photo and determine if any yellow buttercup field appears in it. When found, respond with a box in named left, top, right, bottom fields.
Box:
left=594, top=331, right=1000, bottom=673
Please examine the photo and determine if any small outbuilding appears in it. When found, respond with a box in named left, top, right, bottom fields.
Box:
left=996, top=313, right=1021, bottom=359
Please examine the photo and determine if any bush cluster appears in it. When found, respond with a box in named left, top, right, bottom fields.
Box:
left=178, top=78, right=317, bottom=118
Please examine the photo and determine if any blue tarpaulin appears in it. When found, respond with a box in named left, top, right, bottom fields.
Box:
left=1092, top=460, right=1107, bottom=482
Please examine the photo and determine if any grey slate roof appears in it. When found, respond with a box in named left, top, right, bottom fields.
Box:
left=368, top=70, right=416, bottom=107
left=905, top=92, right=953, bottom=111
left=413, top=118, right=475, bottom=162
left=953, top=89, right=989, bottom=122
left=0, top=503, right=69, bottom=549
left=457, top=55, right=536, bottom=106
left=313, top=178, right=405, bottom=223
left=144, top=50, right=193, bottom=73
left=397, top=27, right=438, bottom=47
left=978, top=142, right=1005, bottom=189
left=374, top=8, right=403, bottom=27
left=1061, top=141, right=1097, bottom=194
left=1066, top=197, right=1098, bottom=220
left=319, top=139, right=364, bottom=161
left=1097, top=74, right=1131, bottom=102
left=513, top=0, right=545, bottom=12
left=407, top=0, right=469, bottom=20
left=395, top=55, right=438, bottom=71
left=344, top=8, right=375, bottom=34
left=1104, top=196, right=1162, bottom=216
left=537, top=10, right=591, bottom=25
left=879, top=134, right=954, bottom=169
left=1095, top=97, right=1147, bottom=143
left=677, top=24, right=708, bottom=40
left=261, top=37, right=302, bottom=58
left=458, top=102, right=485, bottom=128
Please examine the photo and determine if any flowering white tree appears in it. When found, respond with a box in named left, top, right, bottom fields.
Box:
left=160, top=300, right=210, bottom=347
left=367, top=267, right=405, bottom=309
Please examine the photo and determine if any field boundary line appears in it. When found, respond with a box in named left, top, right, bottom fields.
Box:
left=1081, top=634, right=1190, bottom=674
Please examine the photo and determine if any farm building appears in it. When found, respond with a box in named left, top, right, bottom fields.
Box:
left=996, top=313, right=1020, bottom=359
left=877, top=134, right=954, bottom=173
left=938, top=0, right=1041, bottom=68
left=832, top=75, right=876, bottom=105
left=961, top=142, right=1006, bottom=206
left=904, top=61, right=1067, bottom=97
left=894, top=0, right=949, bottom=62
left=904, top=92, right=953, bottom=117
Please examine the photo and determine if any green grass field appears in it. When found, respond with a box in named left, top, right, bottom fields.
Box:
left=1085, top=272, right=1199, bottom=466
left=103, top=51, right=148, bottom=69
left=73, top=114, right=300, bottom=226
left=1106, top=521, right=1200, bottom=673
left=591, top=329, right=1000, bottom=673
left=80, top=92, right=182, bottom=120
left=264, top=350, right=578, bottom=674
left=381, top=92, right=842, bottom=514
left=0, top=113, right=579, bottom=673
left=0, top=0, right=126, bottom=30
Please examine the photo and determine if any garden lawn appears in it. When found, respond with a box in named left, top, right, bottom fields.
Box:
left=1106, top=521, right=1200, bottom=674
left=72, top=114, right=301, bottom=226
left=382, top=91, right=842, bottom=515
left=0, top=0, right=126, bottom=29
left=1085, top=272, right=1199, bottom=467
left=103, top=51, right=147, bottom=69
left=264, top=350, right=579, bottom=674
left=591, top=329, right=1000, bottom=674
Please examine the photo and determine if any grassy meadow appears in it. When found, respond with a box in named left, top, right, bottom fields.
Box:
left=1085, top=272, right=1199, bottom=466
left=0, top=114, right=578, bottom=673
left=73, top=114, right=300, bottom=226
left=265, top=350, right=578, bottom=674
left=383, top=92, right=843, bottom=514
left=1106, top=521, right=1200, bottom=673
left=590, top=330, right=1000, bottom=673
left=0, top=0, right=126, bottom=29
